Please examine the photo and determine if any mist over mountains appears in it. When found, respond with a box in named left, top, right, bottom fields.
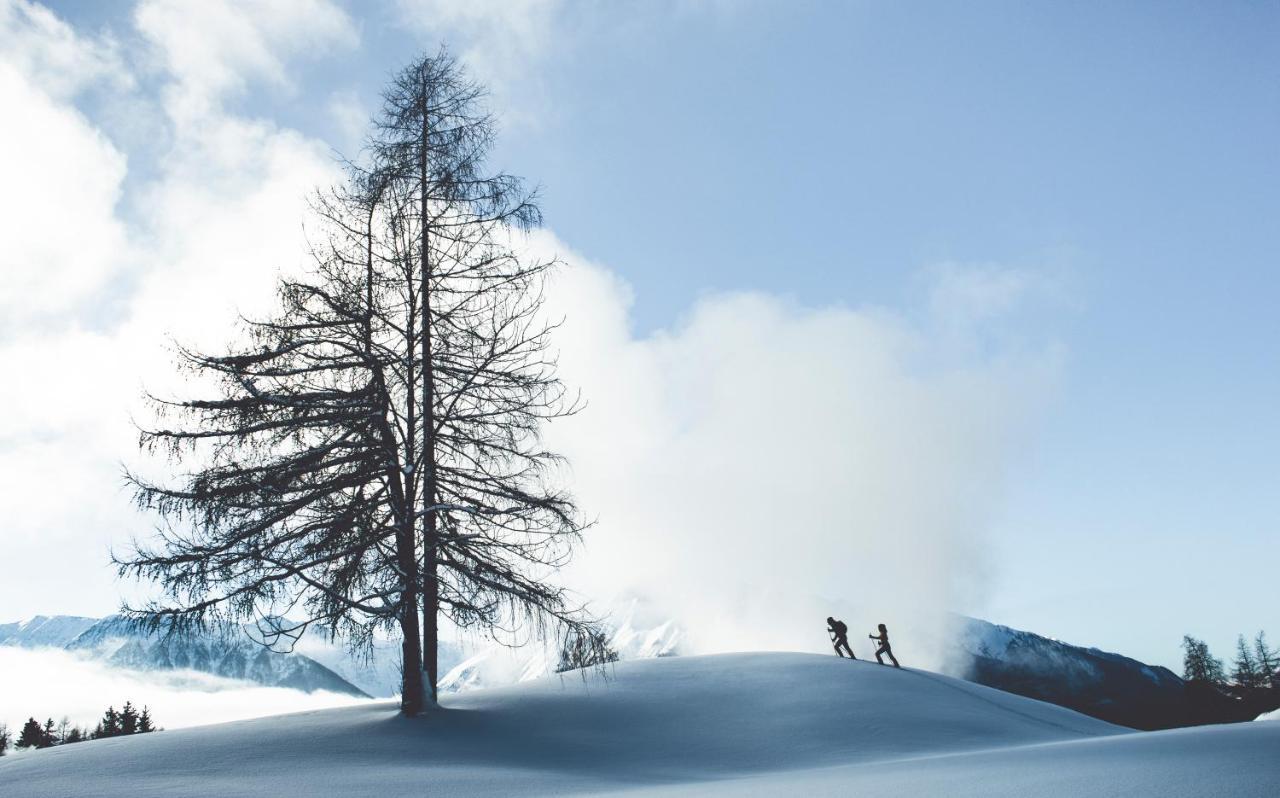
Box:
left=1, top=615, right=371, bottom=697
left=0, top=600, right=681, bottom=701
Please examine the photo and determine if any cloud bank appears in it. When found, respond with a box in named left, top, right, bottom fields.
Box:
left=527, top=235, right=1060, bottom=667
left=0, top=647, right=369, bottom=738
left=0, top=0, right=353, bottom=615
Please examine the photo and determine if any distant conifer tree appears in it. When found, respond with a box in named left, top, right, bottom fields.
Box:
left=121, top=702, right=139, bottom=735
left=95, top=706, right=121, bottom=739
left=1232, top=635, right=1262, bottom=689
left=137, top=706, right=155, bottom=733
left=16, top=718, right=44, bottom=749
left=40, top=719, right=55, bottom=748
left=0, top=722, right=10, bottom=757
left=1181, top=635, right=1227, bottom=685
left=1255, top=631, right=1278, bottom=689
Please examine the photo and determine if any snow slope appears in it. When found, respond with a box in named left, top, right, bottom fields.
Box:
left=1, top=653, right=1276, bottom=797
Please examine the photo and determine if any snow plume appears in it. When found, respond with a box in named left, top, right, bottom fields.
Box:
left=0, top=647, right=369, bottom=736
left=531, top=233, right=1062, bottom=670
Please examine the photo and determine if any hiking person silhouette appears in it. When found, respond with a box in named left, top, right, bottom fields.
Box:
left=827, top=617, right=855, bottom=659
left=869, top=623, right=900, bottom=667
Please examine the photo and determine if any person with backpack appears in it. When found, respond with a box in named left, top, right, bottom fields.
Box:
left=827, top=617, right=855, bottom=659
left=869, top=623, right=900, bottom=667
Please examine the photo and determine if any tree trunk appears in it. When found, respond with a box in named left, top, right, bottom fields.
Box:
left=366, top=188, right=428, bottom=716
left=423, top=525, right=439, bottom=700
left=418, top=74, right=440, bottom=703
left=397, top=522, right=426, bottom=715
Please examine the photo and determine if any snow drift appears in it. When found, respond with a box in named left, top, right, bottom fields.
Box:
left=1, top=653, right=1276, bottom=797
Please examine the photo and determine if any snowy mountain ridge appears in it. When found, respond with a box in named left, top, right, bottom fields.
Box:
left=436, top=599, right=683, bottom=693
left=957, top=617, right=1180, bottom=687
left=2, top=614, right=370, bottom=698
left=0, top=615, right=98, bottom=648
left=951, top=616, right=1269, bottom=729
left=0, top=603, right=682, bottom=700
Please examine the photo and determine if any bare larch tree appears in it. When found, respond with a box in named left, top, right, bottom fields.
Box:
left=116, top=50, right=601, bottom=715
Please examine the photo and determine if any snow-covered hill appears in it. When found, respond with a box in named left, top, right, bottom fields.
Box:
left=1, top=653, right=1274, bottom=797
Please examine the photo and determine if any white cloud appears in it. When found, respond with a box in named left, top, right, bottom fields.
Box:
left=0, top=64, right=130, bottom=330
left=0, top=2, right=352, bottom=616
left=134, top=0, right=357, bottom=120
left=394, top=0, right=563, bottom=96
left=0, top=0, right=131, bottom=99
left=326, top=88, right=369, bottom=149
left=0, top=0, right=134, bottom=331
left=0, top=647, right=368, bottom=737
left=525, top=233, right=1060, bottom=668
left=928, top=263, right=1037, bottom=324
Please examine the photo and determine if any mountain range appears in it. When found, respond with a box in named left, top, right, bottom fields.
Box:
left=954, top=617, right=1278, bottom=729
left=1, top=615, right=371, bottom=697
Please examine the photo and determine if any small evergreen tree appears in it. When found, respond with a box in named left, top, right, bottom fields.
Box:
left=0, top=722, right=10, bottom=757
left=94, top=706, right=121, bottom=739
left=1232, top=635, right=1262, bottom=689
left=40, top=719, right=56, bottom=748
left=1255, top=631, right=1278, bottom=689
left=16, top=718, right=44, bottom=749
left=120, top=701, right=139, bottom=735
left=64, top=726, right=84, bottom=744
left=137, top=706, right=155, bottom=733
left=1182, top=635, right=1227, bottom=685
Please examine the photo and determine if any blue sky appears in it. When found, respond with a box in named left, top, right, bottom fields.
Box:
left=3, top=0, right=1277, bottom=671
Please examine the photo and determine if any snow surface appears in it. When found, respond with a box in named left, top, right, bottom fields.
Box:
left=1, top=652, right=1276, bottom=797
